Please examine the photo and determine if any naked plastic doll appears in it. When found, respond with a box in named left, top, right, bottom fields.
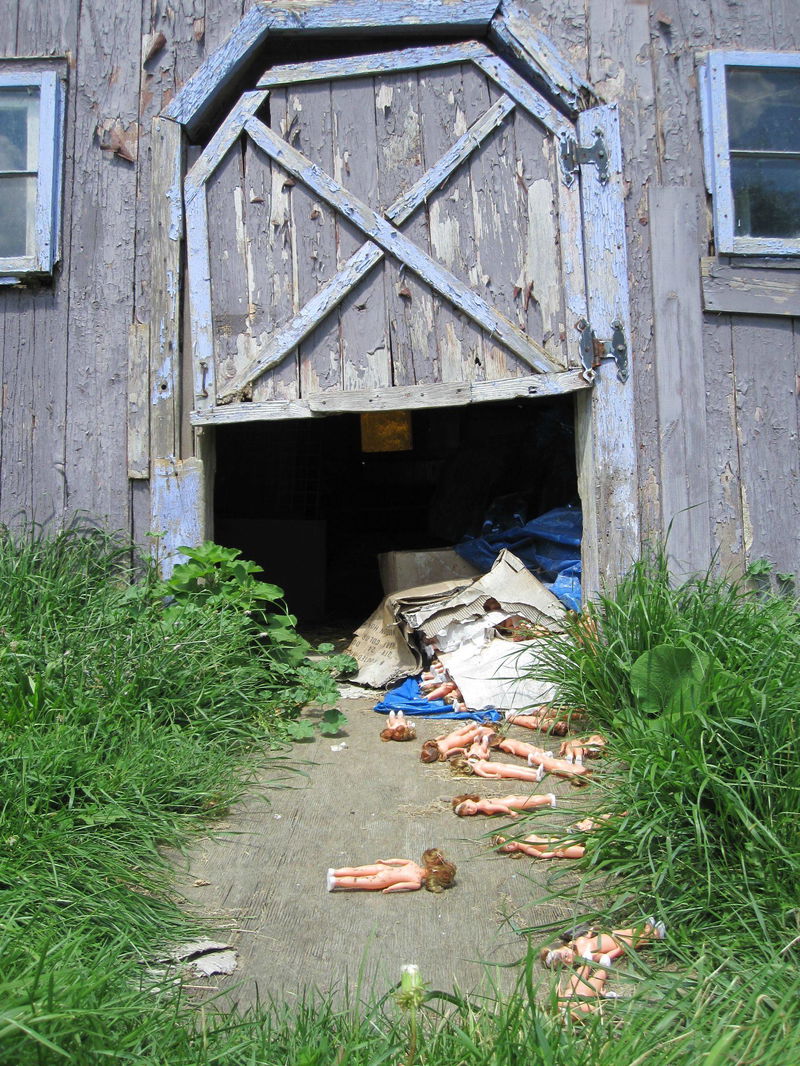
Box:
left=489, top=736, right=591, bottom=780
left=495, top=812, right=620, bottom=861
left=558, top=955, right=616, bottom=1021
left=525, top=750, right=591, bottom=780
left=380, top=709, right=417, bottom=742
left=558, top=735, right=607, bottom=763
left=493, top=833, right=586, bottom=859
left=327, top=848, right=456, bottom=894
left=541, top=916, right=667, bottom=968
left=505, top=705, right=580, bottom=736
left=451, top=792, right=557, bottom=817
left=420, top=723, right=494, bottom=763
left=460, top=755, right=548, bottom=783
left=419, top=663, right=464, bottom=705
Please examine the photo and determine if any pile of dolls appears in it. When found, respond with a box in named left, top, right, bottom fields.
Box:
left=539, top=916, right=667, bottom=1020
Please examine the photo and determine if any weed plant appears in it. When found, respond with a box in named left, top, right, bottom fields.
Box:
left=526, top=550, right=800, bottom=950
left=6, top=529, right=800, bottom=1064
left=0, top=526, right=347, bottom=1064
left=501, top=548, right=800, bottom=1062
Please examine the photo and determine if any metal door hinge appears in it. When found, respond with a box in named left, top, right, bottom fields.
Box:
left=560, top=129, right=610, bottom=187
left=577, top=319, right=629, bottom=383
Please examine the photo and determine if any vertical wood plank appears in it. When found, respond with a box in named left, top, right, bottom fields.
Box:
left=576, top=104, right=639, bottom=595
left=0, top=296, right=33, bottom=524
left=769, top=0, right=800, bottom=49
left=417, top=64, right=484, bottom=383
left=128, top=322, right=150, bottom=478
left=64, top=0, right=141, bottom=529
left=650, top=186, right=711, bottom=577
left=513, top=104, right=569, bottom=369
left=3, top=7, right=78, bottom=529
left=708, top=0, right=777, bottom=48
left=649, top=1, right=712, bottom=192
left=0, top=7, right=18, bottom=52
left=331, top=76, right=391, bottom=390
left=150, top=456, right=206, bottom=575
left=131, top=478, right=151, bottom=553
left=186, top=182, right=215, bottom=410
left=587, top=0, right=658, bottom=552
left=555, top=153, right=588, bottom=369
left=135, top=0, right=207, bottom=327
left=526, top=0, right=588, bottom=82
left=205, top=141, right=251, bottom=397
left=374, top=70, right=439, bottom=386
left=288, top=82, right=341, bottom=397
left=249, top=86, right=301, bottom=401
left=12, top=2, right=78, bottom=56
left=463, top=64, right=523, bottom=380
left=702, top=313, right=746, bottom=580
left=149, top=115, right=183, bottom=464
left=733, top=317, right=800, bottom=578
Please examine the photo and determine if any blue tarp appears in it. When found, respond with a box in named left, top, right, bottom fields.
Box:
left=547, top=563, right=582, bottom=613
left=454, top=506, right=582, bottom=610
left=374, top=676, right=502, bottom=722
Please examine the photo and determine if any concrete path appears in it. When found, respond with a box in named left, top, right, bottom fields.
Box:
left=171, top=698, right=587, bottom=1009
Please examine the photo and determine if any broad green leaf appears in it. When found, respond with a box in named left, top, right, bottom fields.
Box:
left=285, top=719, right=315, bottom=740
left=319, top=708, right=347, bottom=736
left=630, top=644, right=710, bottom=718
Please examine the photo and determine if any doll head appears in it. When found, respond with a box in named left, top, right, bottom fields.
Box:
left=540, top=945, right=575, bottom=968
left=421, top=848, right=456, bottom=892
left=451, top=793, right=481, bottom=816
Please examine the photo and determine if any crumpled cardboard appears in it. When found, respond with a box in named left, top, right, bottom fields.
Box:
left=346, top=550, right=565, bottom=692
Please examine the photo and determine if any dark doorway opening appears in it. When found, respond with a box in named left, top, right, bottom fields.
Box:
left=214, top=397, right=578, bottom=627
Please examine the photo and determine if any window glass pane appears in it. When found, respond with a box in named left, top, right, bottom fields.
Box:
left=0, top=174, right=36, bottom=256
left=0, top=87, right=40, bottom=171
left=726, top=67, right=800, bottom=153
left=731, top=155, right=800, bottom=238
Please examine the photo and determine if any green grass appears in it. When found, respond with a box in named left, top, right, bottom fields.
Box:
left=4, top=530, right=800, bottom=1064
left=524, top=551, right=800, bottom=948
left=0, top=526, right=318, bottom=1063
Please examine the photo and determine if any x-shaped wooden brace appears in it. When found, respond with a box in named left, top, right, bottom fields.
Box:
left=208, top=91, right=560, bottom=403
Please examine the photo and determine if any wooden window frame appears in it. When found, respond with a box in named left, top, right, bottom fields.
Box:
left=700, top=50, right=800, bottom=256
left=0, top=69, right=65, bottom=281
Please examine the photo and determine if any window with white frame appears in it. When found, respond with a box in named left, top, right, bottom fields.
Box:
left=701, top=51, right=800, bottom=255
left=0, top=69, right=64, bottom=279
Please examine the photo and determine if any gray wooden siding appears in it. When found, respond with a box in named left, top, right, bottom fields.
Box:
left=1, top=0, right=799, bottom=588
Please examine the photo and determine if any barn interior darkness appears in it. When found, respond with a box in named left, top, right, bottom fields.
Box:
left=214, top=396, right=578, bottom=627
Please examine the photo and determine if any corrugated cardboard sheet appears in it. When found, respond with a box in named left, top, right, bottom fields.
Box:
left=347, top=550, right=566, bottom=690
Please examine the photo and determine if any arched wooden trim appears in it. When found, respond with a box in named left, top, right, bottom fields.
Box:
left=162, top=0, right=592, bottom=139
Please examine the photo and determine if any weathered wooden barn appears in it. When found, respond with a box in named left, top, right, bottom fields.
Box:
left=1, top=0, right=798, bottom=620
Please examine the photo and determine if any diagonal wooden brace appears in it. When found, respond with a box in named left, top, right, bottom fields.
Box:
left=216, top=94, right=541, bottom=402
left=243, top=112, right=562, bottom=376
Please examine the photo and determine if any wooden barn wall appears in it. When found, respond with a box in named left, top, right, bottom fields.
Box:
left=1, top=0, right=799, bottom=587
left=0, top=0, right=260, bottom=540
left=530, top=0, right=800, bottom=585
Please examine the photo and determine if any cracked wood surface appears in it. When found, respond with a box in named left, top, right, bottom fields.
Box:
left=214, top=93, right=516, bottom=400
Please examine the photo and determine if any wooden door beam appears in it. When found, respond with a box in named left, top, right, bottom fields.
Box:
left=192, top=369, right=590, bottom=424
left=184, top=90, right=269, bottom=203
left=257, top=41, right=492, bottom=87
left=215, top=94, right=519, bottom=402
left=242, top=112, right=562, bottom=379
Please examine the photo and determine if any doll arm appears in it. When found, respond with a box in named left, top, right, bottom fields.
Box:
left=381, top=880, right=423, bottom=893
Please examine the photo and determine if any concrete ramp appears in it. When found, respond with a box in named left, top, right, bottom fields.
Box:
left=171, top=699, right=584, bottom=1008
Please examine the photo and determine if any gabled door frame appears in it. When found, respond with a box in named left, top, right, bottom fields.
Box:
left=145, top=3, right=639, bottom=597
